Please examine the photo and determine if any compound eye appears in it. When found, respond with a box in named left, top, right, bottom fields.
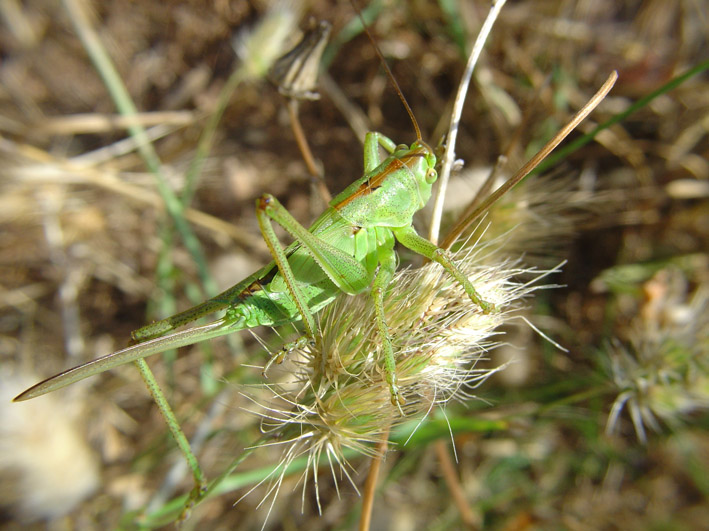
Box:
left=425, top=168, right=438, bottom=184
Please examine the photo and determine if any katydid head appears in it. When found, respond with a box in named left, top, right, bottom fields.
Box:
left=413, top=141, right=438, bottom=184
left=378, top=138, right=437, bottom=210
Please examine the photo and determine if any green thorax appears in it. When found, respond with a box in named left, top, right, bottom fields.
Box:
left=331, top=141, right=437, bottom=229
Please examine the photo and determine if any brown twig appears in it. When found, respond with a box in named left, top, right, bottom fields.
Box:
left=287, top=98, right=331, bottom=203
left=434, top=439, right=477, bottom=529
left=359, top=425, right=391, bottom=531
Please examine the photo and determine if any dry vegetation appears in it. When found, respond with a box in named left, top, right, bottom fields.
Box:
left=0, top=0, right=707, bottom=529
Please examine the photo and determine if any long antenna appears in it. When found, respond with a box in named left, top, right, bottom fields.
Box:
left=350, top=0, right=422, bottom=141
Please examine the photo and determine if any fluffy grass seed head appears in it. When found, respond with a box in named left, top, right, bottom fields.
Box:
left=448, top=170, right=596, bottom=266
left=232, top=1, right=300, bottom=81
left=246, top=237, right=560, bottom=510
left=606, top=271, right=709, bottom=443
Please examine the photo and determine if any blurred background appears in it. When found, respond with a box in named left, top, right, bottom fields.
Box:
left=0, top=0, right=707, bottom=529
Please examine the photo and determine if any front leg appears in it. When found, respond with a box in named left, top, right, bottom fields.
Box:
left=370, top=246, right=403, bottom=406
left=393, top=225, right=494, bottom=313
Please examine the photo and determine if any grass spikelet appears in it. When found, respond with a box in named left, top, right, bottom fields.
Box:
left=449, top=171, right=596, bottom=266
left=232, top=2, right=300, bottom=81
left=606, top=271, right=709, bottom=443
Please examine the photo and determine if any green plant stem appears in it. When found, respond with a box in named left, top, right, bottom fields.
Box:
left=181, top=69, right=248, bottom=205
left=61, top=0, right=216, bottom=297
left=142, top=444, right=261, bottom=526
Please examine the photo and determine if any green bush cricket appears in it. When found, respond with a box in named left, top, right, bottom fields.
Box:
left=13, top=25, right=496, bottom=409
left=14, top=126, right=491, bottom=407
